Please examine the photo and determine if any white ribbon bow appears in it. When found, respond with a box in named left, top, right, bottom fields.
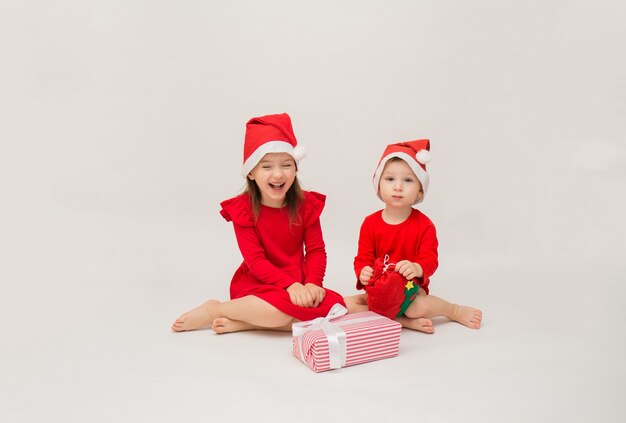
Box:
left=292, top=303, right=349, bottom=369
left=382, top=254, right=395, bottom=273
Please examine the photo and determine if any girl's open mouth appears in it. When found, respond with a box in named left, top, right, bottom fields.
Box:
left=270, top=182, right=285, bottom=190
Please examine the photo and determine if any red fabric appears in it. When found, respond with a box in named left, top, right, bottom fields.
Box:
left=354, top=208, right=438, bottom=294
left=244, top=113, right=296, bottom=163
left=220, top=191, right=345, bottom=321
left=375, top=139, right=430, bottom=175
left=364, top=258, right=408, bottom=320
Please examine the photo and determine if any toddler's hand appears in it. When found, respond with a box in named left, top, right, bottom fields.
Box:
left=395, top=260, right=423, bottom=280
left=287, top=282, right=315, bottom=307
left=305, top=283, right=326, bottom=308
left=359, top=266, right=374, bottom=285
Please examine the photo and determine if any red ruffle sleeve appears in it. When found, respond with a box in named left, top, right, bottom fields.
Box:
left=219, top=194, right=254, bottom=227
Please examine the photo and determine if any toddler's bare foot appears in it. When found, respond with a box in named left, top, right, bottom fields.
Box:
left=171, top=300, right=220, bottom=332
left=451, top=305, right=482, bottom=329
left=212, top=317, right=258, bottom=334
left=398, top=316, right=434, bottom=334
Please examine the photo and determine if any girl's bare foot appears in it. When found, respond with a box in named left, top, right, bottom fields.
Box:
left=212, top=317, right=258, bottom=334
left=397, top=316, right=434, bottom=334
left=171, top=300, right=220, bottom=332
left=451, top=305, right=482, bottom=329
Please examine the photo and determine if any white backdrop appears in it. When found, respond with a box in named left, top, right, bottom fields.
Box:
left=1, top=1, right=625, bottom=422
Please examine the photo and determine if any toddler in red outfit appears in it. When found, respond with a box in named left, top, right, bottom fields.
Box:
left=345, top=140, right=482, bottom=333
left=172, top=113, right=345, bottom=334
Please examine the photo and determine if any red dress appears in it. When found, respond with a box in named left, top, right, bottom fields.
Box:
left=353, top=208, right=439, bottom=294
left=220, top=191, right=345, bottom=321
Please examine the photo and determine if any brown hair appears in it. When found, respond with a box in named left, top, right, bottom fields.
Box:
left=244, top=177, right=304, bottom=225
left=386, top=156, right=405, bottom=165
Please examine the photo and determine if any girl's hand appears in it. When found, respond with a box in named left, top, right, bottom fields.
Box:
left=287, top=282, right=315, bottom=307
left=395, top=260, right=423, bottom=280
left=305, top=283, right=326, bottom=307
left=359, top=266, right=374, bottom=285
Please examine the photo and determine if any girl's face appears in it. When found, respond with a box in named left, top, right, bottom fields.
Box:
left=248, top=153, right=297, bottom=207
left=378, top=159, right=423, bottom=208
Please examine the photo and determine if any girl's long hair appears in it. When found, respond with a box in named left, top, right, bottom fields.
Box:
left=244, top=177, right=304, bottom=225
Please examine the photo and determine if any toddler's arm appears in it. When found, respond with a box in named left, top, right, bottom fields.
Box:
left=359, top=266, right=374, bottom=285
left=394, top=260, right=423, bottom=280
left=354, top=219, right=375, bottom=289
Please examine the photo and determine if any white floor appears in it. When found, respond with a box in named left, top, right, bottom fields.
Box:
left=1, top=207, right=624, bottom=423
left=1, top=2, right=625, bottom=421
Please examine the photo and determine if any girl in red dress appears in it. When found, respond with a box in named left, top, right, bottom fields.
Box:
left=172, top=113, right=345, bottom=334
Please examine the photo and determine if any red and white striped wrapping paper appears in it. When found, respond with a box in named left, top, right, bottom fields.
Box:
left=292, top=311, right=402, bottom=372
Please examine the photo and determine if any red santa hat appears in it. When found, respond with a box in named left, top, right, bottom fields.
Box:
left=241, top=113, right=306, bottom=177
left=372, top=139, right=431, bottom=204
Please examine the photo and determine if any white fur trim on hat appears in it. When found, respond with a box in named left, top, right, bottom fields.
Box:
left=241, top=140, right=300, bottom=177
left=293, top=144, right=307, bottom=161
left=372, top=151, right=430, bottom=205
left=416, top=149, right=431, bottom=164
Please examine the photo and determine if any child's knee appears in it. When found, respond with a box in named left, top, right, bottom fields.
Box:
left=403, top=297, right=427, bottom=318
left=348, top=293, right=367, bottom=305
left=270, top=309, right=294, bottom=327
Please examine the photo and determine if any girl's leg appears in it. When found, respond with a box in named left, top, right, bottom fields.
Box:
left=404, top=294, right=482, bottom=329
left=218, top=295, right=293, bottom=328
left=171, top=299, right=221, bottom=332
left=171, top=295, right=293, bottom=333
left=212, top=317, right=292, bottom=334
left=343, top=293, right=369, bottom=313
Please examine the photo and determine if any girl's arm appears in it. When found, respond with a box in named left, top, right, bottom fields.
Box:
left=302, top=218, right=327, bottom=286
left=233, top=222, right=297, bottom=289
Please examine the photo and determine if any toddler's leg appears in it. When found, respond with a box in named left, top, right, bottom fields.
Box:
left=396, top=316, right=434, bottom=333
left=345, top=292, right=435, bottom=333
left=396, top=289, right=433, bottom=333
left=404, top=294, right=482, bottom=329
left=343, top=293, right=369, bottom=313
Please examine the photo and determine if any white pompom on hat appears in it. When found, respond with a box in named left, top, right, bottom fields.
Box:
left=372, top=139, right=431, bottom=204
left=241, top=113, right=306, bottom=177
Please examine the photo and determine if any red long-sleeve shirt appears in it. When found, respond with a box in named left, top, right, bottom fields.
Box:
left=353, top=208, right=438, bottom=294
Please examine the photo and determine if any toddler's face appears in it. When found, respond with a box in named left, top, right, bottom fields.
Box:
left=248, top=152, right=297, bottom=207
left=378, top=159, right=423, bottom=207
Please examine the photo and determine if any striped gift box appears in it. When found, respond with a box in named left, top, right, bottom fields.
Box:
left=292, top=310, right=402, bottom=372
